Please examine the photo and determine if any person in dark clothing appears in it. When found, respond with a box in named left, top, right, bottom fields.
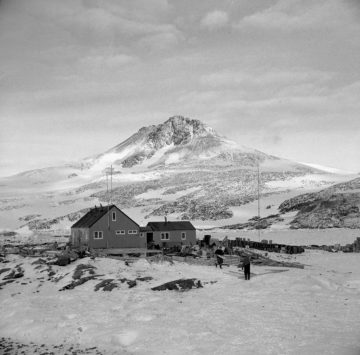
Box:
left=215, top=247, right=225, bottom=269
left=242, top=256, right=251, bottom=280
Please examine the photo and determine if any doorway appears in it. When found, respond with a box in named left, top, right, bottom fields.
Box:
left=146, top=232, right=153, bottom=244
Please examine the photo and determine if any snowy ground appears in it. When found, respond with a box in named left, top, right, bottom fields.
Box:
left=0, top=250, right=359, bottom=355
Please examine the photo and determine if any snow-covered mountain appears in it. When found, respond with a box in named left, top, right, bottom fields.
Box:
left=0, top=116, right=355, bottom=232
left=82, top=115, right=282, bottom=172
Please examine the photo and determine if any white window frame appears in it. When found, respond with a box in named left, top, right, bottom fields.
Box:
left=93, top=231, right=103, bottom=239
left=161, top=232, right=170, bottom=240
left=181, top=232, right=186, bottom=240
left=115, top=230, right=125, bottom=235
left=128, top=230, right=138, bottom=235
left=112, top=211, right=116, bottom=221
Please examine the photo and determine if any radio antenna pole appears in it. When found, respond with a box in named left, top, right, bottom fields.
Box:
left=257, top=162, right=261, bottom=242
left=110, top=165, right=113, bottom=205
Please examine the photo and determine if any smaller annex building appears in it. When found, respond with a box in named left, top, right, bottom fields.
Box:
left=70, top=205, right=146, bottom=249
left=146, top=220, right=196, bottom=247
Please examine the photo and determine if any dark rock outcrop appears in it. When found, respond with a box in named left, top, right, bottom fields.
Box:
left=59, top=275, right=98, bottom=291
left=94, top=279, right=118, bottom=292
left=72, top=264, right=96, bottom=279
left=222, top=214, right=284, bottom=230
left=152, top=278, right=203, bottom=291
left=2, top=265, right=24, bottom=280
left=279, top=177, right=360, bottom=229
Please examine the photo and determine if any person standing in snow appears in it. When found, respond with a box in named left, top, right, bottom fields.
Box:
left=242, top=255, right=251, bottom=280
left=215, top=247, right=225, bottom=268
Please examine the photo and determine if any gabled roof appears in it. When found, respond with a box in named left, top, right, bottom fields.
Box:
left=71, top=205, right=139, bottom=229
left=146, top=221, right=196, bottom=231
left=71, top=205, right=114, bottom=228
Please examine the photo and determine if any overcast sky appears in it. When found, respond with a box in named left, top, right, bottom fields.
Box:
left=1, top=0, right=359, bottom=176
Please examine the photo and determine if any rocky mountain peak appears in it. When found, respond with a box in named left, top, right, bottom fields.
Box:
left=101, top=116, right=280, bottom=169
left=147, top=115, right=218, bottom=148
left=105, top=116, right=222, bottom=167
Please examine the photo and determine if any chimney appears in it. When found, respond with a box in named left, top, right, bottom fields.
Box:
left=164, top=216, right=167, bottom=224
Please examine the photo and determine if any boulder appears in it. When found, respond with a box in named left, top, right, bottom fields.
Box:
left=55, top=255, right=71, bottom=266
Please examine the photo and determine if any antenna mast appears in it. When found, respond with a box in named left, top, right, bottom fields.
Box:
left=257, top=162, right=261, bottom=242
left=110, top=164, right=113, bottom=205
left=106, top=170, right=109, bottom=205
left=106, top=168, right=110, bottom=230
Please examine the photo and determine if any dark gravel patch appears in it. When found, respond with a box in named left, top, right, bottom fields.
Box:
left=0, top=337, right=107, bottom=355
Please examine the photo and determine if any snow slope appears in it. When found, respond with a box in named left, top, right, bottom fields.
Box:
left=0, top=250, right=359, bottom=355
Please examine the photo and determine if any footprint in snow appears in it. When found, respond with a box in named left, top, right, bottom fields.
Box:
left=111, top=330, right=138, bottom=346
left=132, top=313, right=153, bottom=322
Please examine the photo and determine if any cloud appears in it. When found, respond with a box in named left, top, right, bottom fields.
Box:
left=80, top=54, right=138, bottom=69
left=237, top=0, right=359, bottom=32
left=201, top=10, right=229, bottom=30
left=136, top=29, right=183, bottom=51
left=1, top=0, right=359, bottom=173
left=200, top=68, right=333, bottom=94
left=0, top=0, right=179, bottom=45
left=177, top=75, right=360, bottom=140
left=64, top=7, right=178, bottom=43
left=263, top=134, right=282, bottom=146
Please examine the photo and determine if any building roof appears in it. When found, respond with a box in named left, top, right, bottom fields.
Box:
left=71, top=205, right=115, bottom=228
left=146, top=221, right=196, bottom=231
left=71, top=205, right=139, bottom=229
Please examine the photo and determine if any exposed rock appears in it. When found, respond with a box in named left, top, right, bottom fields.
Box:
left=24, top=209, right=89, bottom=231
left=0, top=279, right=15, bottom=289
left=127, top=280, right=137, bottom=288
left=136, top=276, right=153, bottom=282
left=19, top=214, right=41, bottom=222
left=59, top=275, right=98, bottom=291
left=3, top=267, right=24, bottom=280
left=279, top=177, right=360, bottom=229
left=152, top=278, right=203, bottom=291
left=122, top=153, right=147, bottom=168
left=0, top=231, right=17, bottom=237
left=94, top=279, right=118, bottom=292
left=0, top=336, right=104, bottom=354
left=222, top=214, right=284, bottom=230
left=117, top=277, right=138, bottom=288
left=72, top=264, right=96, bottom=280
left=0, top=268, right=11, bottom=275
left=54, top=255, right=71, bottom=266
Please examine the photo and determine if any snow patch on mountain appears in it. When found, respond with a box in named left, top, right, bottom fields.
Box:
left=265, top=173, right=349, bottom=191
left=300, top=162, right=356, bottom=175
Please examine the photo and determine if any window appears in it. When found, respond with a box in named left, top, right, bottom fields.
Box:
left=140, top=232, right=144, bottom=238
left=161, top=232, right=170, bottom=240
left=93, top=231, right=103, bottom=239
left=116, top=230, right=125, bottom=235
left=128, top=230, right=138, bottom=235
left=112, top=211, right=116, bottom=221
left=181, top=232, right=186, bottom=240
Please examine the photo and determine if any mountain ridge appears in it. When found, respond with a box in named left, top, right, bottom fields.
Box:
left=87, top=115, right=278, bottom=171
left=0, top=115, right=355, bottom=232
